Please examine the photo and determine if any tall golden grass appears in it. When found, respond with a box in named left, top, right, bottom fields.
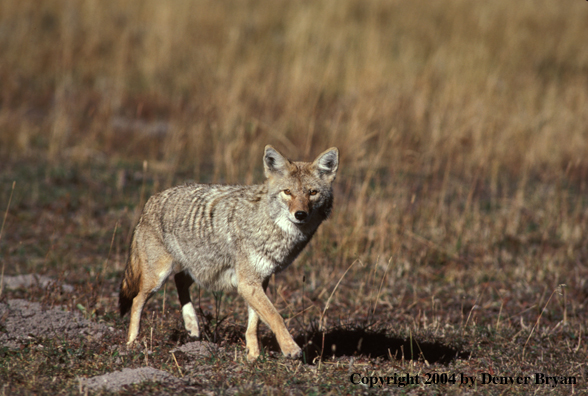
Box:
left=1, top=0, right=587, bottom=294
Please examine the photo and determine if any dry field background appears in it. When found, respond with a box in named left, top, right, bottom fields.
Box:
left=1, top=0, right=588, bottom=394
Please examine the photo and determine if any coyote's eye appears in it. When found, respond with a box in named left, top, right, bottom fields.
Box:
left=309, top=190, right=318, bottom=196
left=283, top=189, right=292, bottom=196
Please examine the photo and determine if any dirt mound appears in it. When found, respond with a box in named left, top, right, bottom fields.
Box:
left=81, top=367, right=182, bottom=392
left=1, top=274, right=74, bottom=293
left=172, top=340, right=219, bottom=357
left=0, top=299, right=112, bottom=349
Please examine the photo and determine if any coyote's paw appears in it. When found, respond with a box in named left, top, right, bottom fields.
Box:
left=246, top=351, right=259, bottom=363
left=185, top=323, right=200, bottom=339
left=182, top=304, right=200, bottom=338
left=125, top=339, right=139, bottom=349
left=282, top=343, right=302, bottom=359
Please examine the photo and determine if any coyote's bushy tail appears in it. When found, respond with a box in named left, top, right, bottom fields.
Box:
left=119, top=241, right=141, bottom=317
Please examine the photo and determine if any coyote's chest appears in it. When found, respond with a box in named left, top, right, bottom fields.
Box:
left=249, top=231, right=311, bottom=279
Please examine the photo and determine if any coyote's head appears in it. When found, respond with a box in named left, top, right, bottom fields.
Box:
left=264, top=145, right=339, bottom=232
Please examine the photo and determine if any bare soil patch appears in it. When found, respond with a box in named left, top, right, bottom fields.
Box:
left=81, top=367, right=182, bottom=393
left=0, top=298, right=112, bottom=349
left=1, top=274, right=74, bottom=293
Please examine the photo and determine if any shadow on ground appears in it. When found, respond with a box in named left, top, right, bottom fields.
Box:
left=261, top=328, right=470, bottom=365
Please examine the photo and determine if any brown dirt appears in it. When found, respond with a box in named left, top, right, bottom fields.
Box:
left=0, top=298, right=111, bottom=350
left=81, top=367, right=182, bottom=393
left=1, top=274, right=74, bottom=293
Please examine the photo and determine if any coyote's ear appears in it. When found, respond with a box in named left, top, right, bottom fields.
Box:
left=313, top=147, right=339, bottom=182
left=264, top=145, right=291, bottom=178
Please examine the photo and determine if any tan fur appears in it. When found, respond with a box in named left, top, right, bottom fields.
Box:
left=119, top=145, right=339, bottom=361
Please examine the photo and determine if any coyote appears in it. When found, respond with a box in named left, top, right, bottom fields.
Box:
left=119, top=145, right=339, bottom=361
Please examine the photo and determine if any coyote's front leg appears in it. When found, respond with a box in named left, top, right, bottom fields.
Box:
left=238, top=280, right=301, bottom=361
left=245, top=306, right=261, bottom=362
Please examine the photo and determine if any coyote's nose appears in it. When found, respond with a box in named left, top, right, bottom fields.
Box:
left=295, top=211, right=308, bottom=221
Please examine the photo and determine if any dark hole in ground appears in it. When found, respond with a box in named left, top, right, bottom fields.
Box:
left=168, top=323, right=469, bottom=365
left=261, top=328, right=469, bottom=365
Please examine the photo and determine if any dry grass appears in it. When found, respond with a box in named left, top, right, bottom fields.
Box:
left=1, top=0, right=588, bottom=394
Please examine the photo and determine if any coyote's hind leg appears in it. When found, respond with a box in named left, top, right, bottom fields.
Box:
left=127, top=247, right=174, bottom=345
left=175, top=270, right=200, bottom=338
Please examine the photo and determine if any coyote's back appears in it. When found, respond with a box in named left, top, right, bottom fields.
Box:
left=119, top=145, right=339, bottom=361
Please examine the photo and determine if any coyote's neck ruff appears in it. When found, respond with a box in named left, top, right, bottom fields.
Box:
left=120, top=145, right=339, bottom=361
